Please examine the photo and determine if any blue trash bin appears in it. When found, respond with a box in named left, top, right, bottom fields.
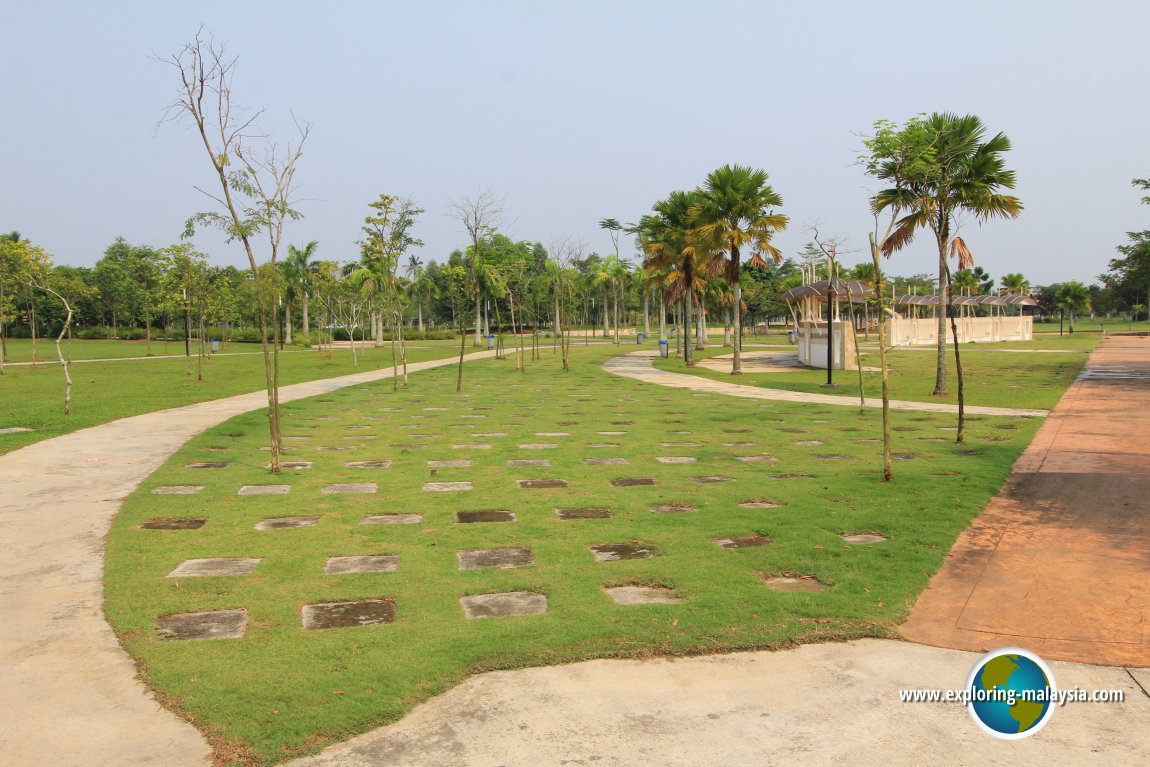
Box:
left=787, top=330, right=796, bottom=344
left=486, top=334, right=495, bottom=349
left=636, top=332, right=645, bottom=344
left=210, top=338, right=219, bottom=353
left=658, top=339, right=669, bottom=358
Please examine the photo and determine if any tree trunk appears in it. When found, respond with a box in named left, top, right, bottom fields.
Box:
left=417, top=300, right=424, bottom=334
left=869, top=232, right=893, bottom=481
left=602, top=288, right=610, bottom=338
left=456, top=315, right=467, bottom=392
left=723, top=307, right=731, bottom=347
left=284, top=296, right=293, bottom=345
left=301, top=294, right=310, bottom=341
left=613, top=282, right=620, bottom=345
left=943, top=263, right=965, bottom=443
left=474, top=287, right=482, bottom=346
left=554, top=285, right=567, bottom=371
left=933, top=231, right=949, bottom=395
left=731, top=249, right=743, bottom=374
left=643, top=289, right=650, bottom=335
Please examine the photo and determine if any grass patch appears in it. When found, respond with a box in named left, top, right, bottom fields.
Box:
left=657, top=339, right=1092, bottom=410
left=0, top=340, right=478, bottom=456
left=106, top=341, right=1048, bottom=764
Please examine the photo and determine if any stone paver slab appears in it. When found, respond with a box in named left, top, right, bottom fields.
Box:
left=605, top=586, right=680, bottom=605
left=362, top=514, right=422, bottom=525
left=322, top=482, right=377, bottom=494
left=460, top=591, right=547, bottom=619
left=255, top=516, right=320, bottom=530
left=238, top=484, right=291, bottom=496
left=140, top=517, right=207, bottom=530
left=151, top=485, right=204, bottom=495
left=157, top=609, right=249, bottom=641
left=424, top=481, right=473, bottom=492
left=324, top=555, right=400, bottom=574
left=167, top=558, right=261, bottom=577
left=457, top=547, right=534, bottom=570
left=303, top=599, right=395, bottom=629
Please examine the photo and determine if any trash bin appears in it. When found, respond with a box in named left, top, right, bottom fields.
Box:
left=636, top=332, right=645, bottom=344
left=658, top=339, right=669, bottom=358
left=670, top=327, right=677, bottom=337
left=787, top=330, right=796, bottom=345
left=210, top=338, right=219, bottom=353
left=486, top=334, right=495, bottom=349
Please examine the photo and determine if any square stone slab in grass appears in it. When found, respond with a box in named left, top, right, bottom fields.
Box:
left=587, top=443, right=619, bottom=448
left=585, top=457, right=629, bottom=465
left=597, top=431, right=627, bottom=436
left=517, top=479, right=568, bottom=489
left=518, top=443, right=558, bottom=450
left=475, top=432, right=508, bottom=437
left=536, top=432, right=570, bottom=437
left=345, top=460, right=392, bottom=469
left=325, top=555, right=400, bottom=574
left=255, top=516, right=320, bottom=530
left=452, top=444, right=492, bottom=450
left=604, top=586, right=680, bottom=605
left=610, top=477, right=655, bottom=487
left=140, top=517, right=207, bottom=530
left=769, top=473, right=811, bottom=480
left=655, top=456, right=696, bottom=464
left=152, top=485, right=205, bottom=495
left=589, top=543, right=657, bottom=561
left=457, top=547, right=533, bottom=570
left=362, top=514, right=422, bottom=525
left=167, top=558, right=262, bottom=578
left=460, top=414, right=486, bottom=419
left=238, top=485, right=291, bottom=496
left=739, top=499, right=783, bottom=508
left=303, top=598, right=396, bottom=629
left=762, top=574, right=829, bottom=593
left=735, top=455, right=778, bottom=463
left=424, top=481, right=473, bottom=492
left=429, top=460, right=472, bottom=468
left=157, top=609, right=248, bottom=641
left=724, top=442, right=755, bottom=447
left=660, top=442, right=702, bottom=447
left=508, top=459, right=551, bottom=467
left=457, top=509, right=516, bottom=523
left=390, top=443, right=428, bottom=449
left=556, top=507, right=611, bottom=520
left=691, top=475, right=734, bottom=483
left=653, top=504, right=694, bottom=514
left=319, top=446, right=359, bottom=451
left=423, top=407, right=449, bottom=411
left=460, top=591, right=548, bottom=620
left=794, top=440, right=825, bottom=447
left=276, top=461, right=314, bottom=470
left=185, top=461, right=229, bottom=469
left=0, top=427, right=34, bottom=434
left=322, top=482, right=377, bottom=494
left=716, top=534, right=772, bottom=549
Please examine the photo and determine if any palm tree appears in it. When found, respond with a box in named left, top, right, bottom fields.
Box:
left=1056, top=281, right=1091, bottom=332
left=604, top=254, right=630, bottom=344
left=691, top=164, right=788, bottom=375
left=875, top=112, right=1022, bottom=396
left=410, top=269, right=438, bottom=334
left=283, top=241, right=319, bottom=343
left=639, top=190, right=719, bottom=366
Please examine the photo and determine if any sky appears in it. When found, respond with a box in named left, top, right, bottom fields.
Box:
left=2, top=0, right=1148, bottom=286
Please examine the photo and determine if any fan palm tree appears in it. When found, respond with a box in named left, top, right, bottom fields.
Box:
left=410, top=269, right=438, bottom=334
left=283, top=240, right=319, bottom=343
left=875, top=112, right=1023, bottom=395
left=604, top=253, right=630, bottom=344
left=691, top=164, right=788, bottom=374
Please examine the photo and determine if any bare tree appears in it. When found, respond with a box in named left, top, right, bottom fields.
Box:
left=446, top=189, right=505, bottom=390
left=159, top=30, right=309, bottom=473
left=547, top=236, right=586, bottom=372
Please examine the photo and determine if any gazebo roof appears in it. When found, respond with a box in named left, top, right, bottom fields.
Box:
left=782, top=280, right=876, bottom=304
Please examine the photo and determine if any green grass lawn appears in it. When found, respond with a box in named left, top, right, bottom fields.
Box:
left=105, top=341, right=1047, bottom=765
left=655, top=338, right=1093, bottom=411
left=0, top=340, right=478, bottom=456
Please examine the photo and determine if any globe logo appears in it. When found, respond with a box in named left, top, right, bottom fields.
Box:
left=966, top=647, right=1057, bottom=739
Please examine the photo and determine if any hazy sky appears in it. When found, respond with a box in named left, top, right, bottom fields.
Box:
left=3, top=0, right=1147, bottom=286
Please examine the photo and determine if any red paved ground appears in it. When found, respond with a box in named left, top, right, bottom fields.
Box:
left=901, top=335, right=1150, bottom=667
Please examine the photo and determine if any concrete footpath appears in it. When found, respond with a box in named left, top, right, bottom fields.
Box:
left=604, top=350, right=1051, bottom=417
left=0, top=352, right=495, bottom=767
left=286, top=639, right=1149, bottom=767
left=902, top=335, right=1150, bottom=666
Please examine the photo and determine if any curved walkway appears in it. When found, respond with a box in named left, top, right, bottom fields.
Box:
left=604, top=350, right=1049, bottom=417
left=0, top=351, right=495, bottom=767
